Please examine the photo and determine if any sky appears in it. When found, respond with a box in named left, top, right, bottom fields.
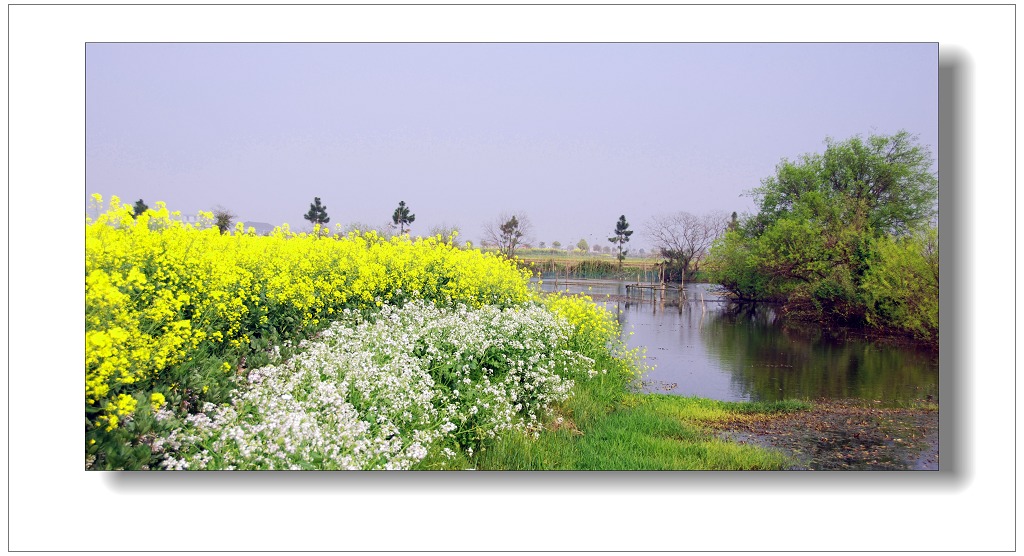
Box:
left=86, top=42, right=938, bottom=250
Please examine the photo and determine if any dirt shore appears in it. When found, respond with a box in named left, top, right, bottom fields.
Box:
left=711, top=399, right=939, bottom=470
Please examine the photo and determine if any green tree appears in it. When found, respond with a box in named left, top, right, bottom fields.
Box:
left=552, top=241, right=562, bottom=249
left=861, top=228, right=938, bottom=341
left=748, top=130, right=936, bottom=237
left=303, top=197, right=330, bottom=232
left=608, top=214, right=634, bottom=270
left=392, top=201, right=415, bottom=234
left=132, top=199, right=149, bottom=217
left=212, top=206, right=235, bottom=234
left=576, top=238, right=589, bottom=253
left=498, top=216, right=525, bottom=258
left=708, top=131, right=938, bottom=334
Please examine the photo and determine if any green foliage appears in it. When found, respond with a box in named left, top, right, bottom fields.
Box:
left=467, top=293, right=803, bottom=470
left=498, top=215, right=525, bottom=258
left=474, top=388, right=801, bottom=470
left=132, top=199, right=149, bottom=217
left=303, top=197, right=330, bottom=230
left=608, top=214, right=634, bottom=269
left=705, top=229, right=770, bottom=300
left=748, top=130, right=937, bottom=237
left=212, top=206, right=234, bottom=234
left=861, top=229, right=938, bottom=342
left=392, top=200, right=415, bottom=234
left=707, top=131, right=937, bottom=341
left=576, top=238, right=588, bottom=252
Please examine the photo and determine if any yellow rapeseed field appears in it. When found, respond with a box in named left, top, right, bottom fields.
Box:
left=85, top=195, right=535, bottom=446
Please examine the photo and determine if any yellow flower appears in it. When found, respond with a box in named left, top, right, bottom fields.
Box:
left=100, top=414, right=119, bottom=431
left=113, top=393, right=137, bottom=416
left=86, top=199, right=540, bottom=443
left=150, top=392, right=166, bottom=411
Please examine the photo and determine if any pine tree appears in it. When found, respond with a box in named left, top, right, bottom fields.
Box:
left=392, top=201, right=415, bottom=234
left=132, top=199, right=149, bottom=217
left=608, top=214, right=634, bottom=270
left=303, top=197, right=330, bottom=232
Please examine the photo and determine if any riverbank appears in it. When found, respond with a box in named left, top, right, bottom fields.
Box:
left=469, top=376, right=812, bottom=470
left=710, top=399, right=939, bottom=470
left=87, top=205, right=935, bottom=471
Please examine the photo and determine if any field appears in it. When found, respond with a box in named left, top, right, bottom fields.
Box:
left=86, top=196, right=801, bottom=470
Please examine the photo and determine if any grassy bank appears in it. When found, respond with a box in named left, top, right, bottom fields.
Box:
left=473, top=374, right=808, bottom=471
left=419, top=297, right=809, bottom=471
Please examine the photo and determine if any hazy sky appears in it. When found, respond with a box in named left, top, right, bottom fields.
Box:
left=86, top=43, right=938, bottom=250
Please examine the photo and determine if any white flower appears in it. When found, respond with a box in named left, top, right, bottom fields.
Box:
left=154, top=299, right=599, bottom=470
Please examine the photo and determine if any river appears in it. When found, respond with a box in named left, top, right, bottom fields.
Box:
left=535, top=278, right=938, bottom=404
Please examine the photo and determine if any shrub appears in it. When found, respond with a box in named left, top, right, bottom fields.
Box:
left=861, top=229, right=938, bottom=342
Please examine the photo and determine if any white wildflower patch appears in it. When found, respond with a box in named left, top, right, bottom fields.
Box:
left=154, top=300, right=591, bottom=470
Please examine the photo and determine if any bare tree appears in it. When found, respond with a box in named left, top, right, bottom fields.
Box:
left=645, top=211, right=729, bottom=282
left=428, top=222, right=461, bottom=244
left=343, top=221, right=391, bottom=237
left=483, top=212, right=533, bottom=258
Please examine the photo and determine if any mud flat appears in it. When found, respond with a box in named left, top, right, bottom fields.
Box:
left=712, top=399, right=938, bottom=470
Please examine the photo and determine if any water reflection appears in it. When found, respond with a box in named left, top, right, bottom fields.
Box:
left=535, top=279, right=938, bottom=403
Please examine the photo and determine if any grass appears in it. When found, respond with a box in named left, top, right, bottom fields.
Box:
left=455, top=352, right=810, bottom=471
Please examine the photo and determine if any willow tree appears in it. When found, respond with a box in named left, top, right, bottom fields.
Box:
left=747, top=130, right=937, bottom=237
left=707, top=131, right=938, bottom=331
